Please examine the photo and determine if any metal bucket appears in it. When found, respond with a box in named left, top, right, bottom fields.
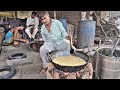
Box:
left=76, top=20, right=96, bottom=49
left=97, top=48, right=120, bottom=79
left=30, top=41, right=44, bottom=52
left=59, top=19, right=67, bottom=30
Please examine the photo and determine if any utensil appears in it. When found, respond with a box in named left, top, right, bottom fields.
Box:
left=51, top=51, right=89, bottom=72
left=69, top=27, right=74, bottom=54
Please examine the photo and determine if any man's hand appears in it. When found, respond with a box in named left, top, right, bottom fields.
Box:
left=66, top=35, right=71, bottom=40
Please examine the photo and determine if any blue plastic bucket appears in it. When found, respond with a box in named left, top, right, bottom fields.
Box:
left=59, top=19, right=67, bottom=30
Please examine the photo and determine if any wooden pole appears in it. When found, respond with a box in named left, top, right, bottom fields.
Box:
left=54, top=11, right=56, bottom=19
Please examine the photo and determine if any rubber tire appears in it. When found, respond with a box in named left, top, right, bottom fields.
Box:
left=8, top=53, right=27, bottom=60
left=0, top=25, right=6, bottom=32
left=0, top=66, right=16, bottom=79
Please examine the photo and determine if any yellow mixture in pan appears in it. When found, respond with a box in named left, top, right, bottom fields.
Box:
left=52, top=55, right=86, bottom=66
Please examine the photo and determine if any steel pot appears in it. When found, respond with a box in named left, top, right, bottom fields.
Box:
left=49, top=51, right=90, bottom=72
left=30, top=41, right=44, bottom=52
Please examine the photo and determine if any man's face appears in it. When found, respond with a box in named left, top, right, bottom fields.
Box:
left=31, top=14, right=36, bottom=18
left=41, top=14, right=50, bottom=25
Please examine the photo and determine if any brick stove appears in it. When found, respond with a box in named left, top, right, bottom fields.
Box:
left=47, top=62, right=93, bottom=79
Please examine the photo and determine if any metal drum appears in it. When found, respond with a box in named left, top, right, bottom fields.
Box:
left=97, top=48, right=120, bottom=79
left=76, top=20, right=96, bottom=49
left=59, top=19, right=67, bottom=31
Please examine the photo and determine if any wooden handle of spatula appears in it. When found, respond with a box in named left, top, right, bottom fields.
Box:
left=69, top=28, right=72, bottom=49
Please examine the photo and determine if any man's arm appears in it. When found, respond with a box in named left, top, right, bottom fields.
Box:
left=57, top=20, right=70, bottom=40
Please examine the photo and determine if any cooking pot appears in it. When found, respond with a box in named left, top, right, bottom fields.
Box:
left=30, top=41, right=44, bottom=52
left=48, top=51, right=90, bottom=72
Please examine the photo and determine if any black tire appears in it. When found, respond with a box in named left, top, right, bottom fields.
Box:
left=0, top=65, right=16, bottom=79
left=8, top=53, right=27, bottom=60
left=0, top=25, right=6, bottom=32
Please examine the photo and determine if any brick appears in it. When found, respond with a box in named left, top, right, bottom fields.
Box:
left=53, top=71, right=60, bottom=79
left=66, top=72, right=76, bottom=79
left=47, top=62, right=55, bottom=70
left=82, top=72, right=90, bottom=79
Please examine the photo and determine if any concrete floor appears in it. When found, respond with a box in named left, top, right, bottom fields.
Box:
left=0, top=42, right=46, bottom=79
left=0, top=41, right=120, bottom=79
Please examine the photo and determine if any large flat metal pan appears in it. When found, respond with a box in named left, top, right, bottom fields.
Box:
left=50, top=51, right=90, bottom=72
